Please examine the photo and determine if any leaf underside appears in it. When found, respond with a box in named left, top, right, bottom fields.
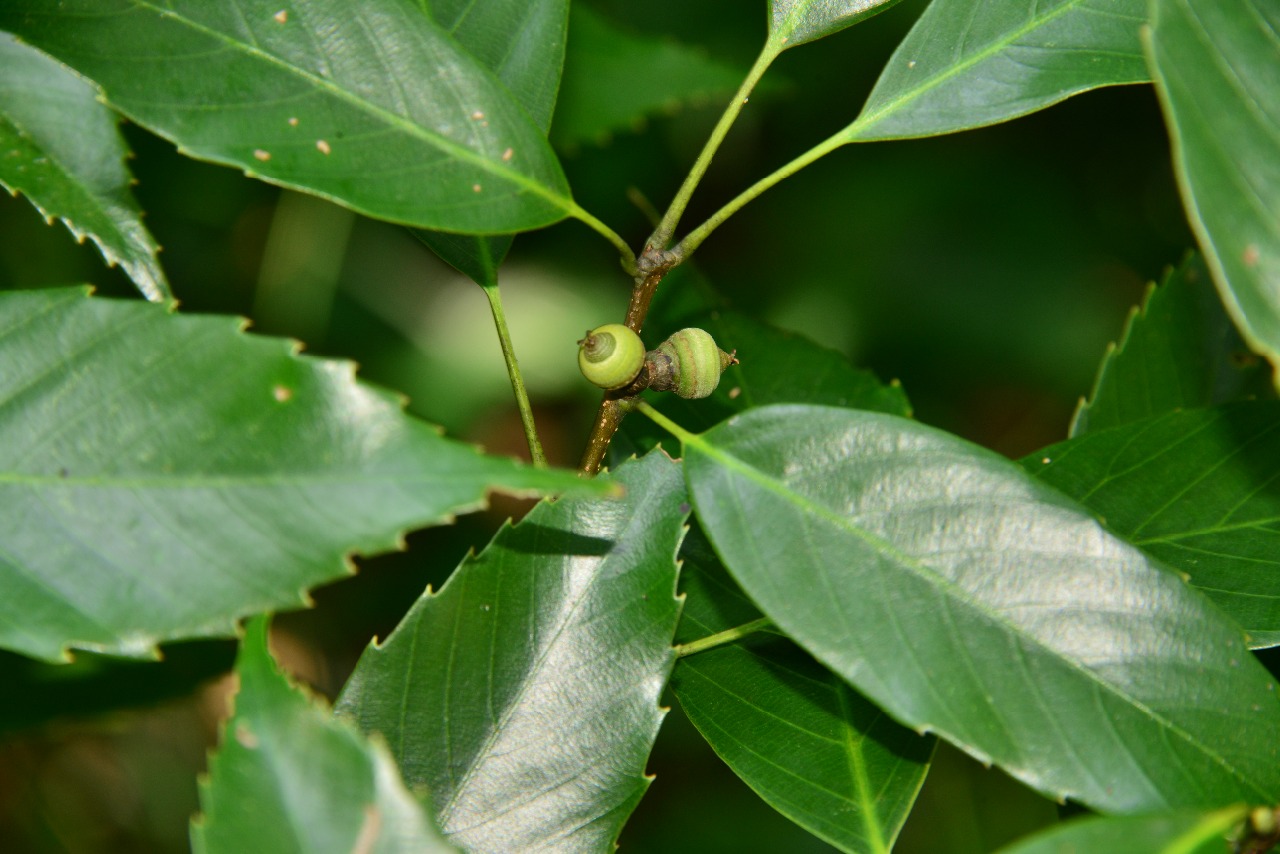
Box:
left=1147, top=0, right=1280, bottom=381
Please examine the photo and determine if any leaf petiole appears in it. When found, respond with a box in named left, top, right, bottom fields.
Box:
left=675, top=617, right=777, bottom=658
left=674, top=133, right=846, bottom=259
left=635, top=399, right=698, bottom=445
left=571, top=203, right=638, bottom=275
left=481, top=282, right=546, bottom=467
left=648, top=43, right=780, bottom=252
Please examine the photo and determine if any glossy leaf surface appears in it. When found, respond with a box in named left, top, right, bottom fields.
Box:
left=673, top=527, right=932, bottom=854
left=0, top=33, right=168, bottom=302
left=0, top=287, right=603, bottom=663
left=552, top=5, right=748, bottom=148
left=844, top=0, right=1148, bottom=141
left=769, top=0, right=907, bottom=51
left=412, top=0, right=567, bottom=284
left=995, top=806, right=1248, bottom=854
left=1147, top=0, right=1280, bottom=376
left=678, top=404, right=1280, bottom=812
left=0, top=0, right=573, bottom=234
left=336, top=453, right=687, bottom=853
left=1072, top=254, right=1273, bottom=436
left=192, top=618, right=454, bottom=854
left=1028, top=403, right=1280, bottom=648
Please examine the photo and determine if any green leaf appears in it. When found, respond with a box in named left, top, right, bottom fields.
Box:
left=551, top=5, right=749, bottom=148
left=614, top=309, right=910, bottom=464
left=1026, top=403, right=1280, bottom=648
left=191, top=617, right=455, bottom=854
left=995, top=806, right=1248, bottom=854
left=672, top=404, right=1280, bottom=812
left=0, top=287, right=604, bottom=663
left=673, top=526, right=933, bottom=854
left=1146, top=0, right=1280, bottom=380
left=419, top=0, right=566, bottom=130
left=413, top=231, right=514, bottom=288
left=844, top=0, right=1149, bottom=142
left=411, top=0, right=567, bottom=285
left=769, top=0, right=908, bottom=52
left=0, top=0, right=574, bottom=234
left=1072, top=254, right=1273, bottom=436
left=335, top=452, right=688, bottom=852
left=0, top=33, right=169, bottom=302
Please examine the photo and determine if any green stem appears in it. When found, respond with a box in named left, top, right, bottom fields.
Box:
left=482, top=283, right=546, bottom=467
left=570, top=204, right=637, bottom=275
left=673, top=132, right=847, bottom=260
left=634, top=399, right=698, bottom=444
left=676, top=618, right=776, bottom=658
left=648, top=43, right=780, bottom=251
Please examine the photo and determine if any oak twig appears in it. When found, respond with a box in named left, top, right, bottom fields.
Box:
left=578, top=249, right=674, bottom=474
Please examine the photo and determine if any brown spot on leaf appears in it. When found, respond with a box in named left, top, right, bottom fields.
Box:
left=235, top=723, right=259, bottom=749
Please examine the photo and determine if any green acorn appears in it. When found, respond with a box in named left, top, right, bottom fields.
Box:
left=645, top=327, right=736, bottom=399
left=578, top=323, right=646, bottom=390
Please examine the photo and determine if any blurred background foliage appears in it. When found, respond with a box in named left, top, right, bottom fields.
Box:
left=0, top=0, right=1202, bottom=850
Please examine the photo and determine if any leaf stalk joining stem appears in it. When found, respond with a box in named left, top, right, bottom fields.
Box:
left=483, top=283, right=547, bottom=467
left=676, top=618, right=777, bottom=658
left=647, top=44, right=780, bottom=252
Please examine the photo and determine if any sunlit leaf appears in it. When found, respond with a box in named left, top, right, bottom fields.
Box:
left=0, top=0, right=573, bottom=234
left=1027, top=403, right=1280, bottom=648
left=674, top=404, right=1280, bottom=812
left=192, top=617, right=454, bottom=854
left=336, top=452, right=687, bottom=852
left=1146, top=0, right=1280, bottom=380
left=673, top=526, right=932, bottom=854
left=0, top=33, right=168, bottom=301
left=1072, top=254, right=1273, bottom=436
left=844, top=0, right=1149, bottom=141
left=0, top=287, right=604, bottom=663
left=769, top=0, right=907, bottom=52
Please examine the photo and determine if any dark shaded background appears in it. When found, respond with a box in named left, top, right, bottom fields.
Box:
left=0, top=0, right=1210, bottom=850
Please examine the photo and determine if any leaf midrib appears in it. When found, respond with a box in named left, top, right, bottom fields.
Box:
left=684, top=425, right=1271, bottom=803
